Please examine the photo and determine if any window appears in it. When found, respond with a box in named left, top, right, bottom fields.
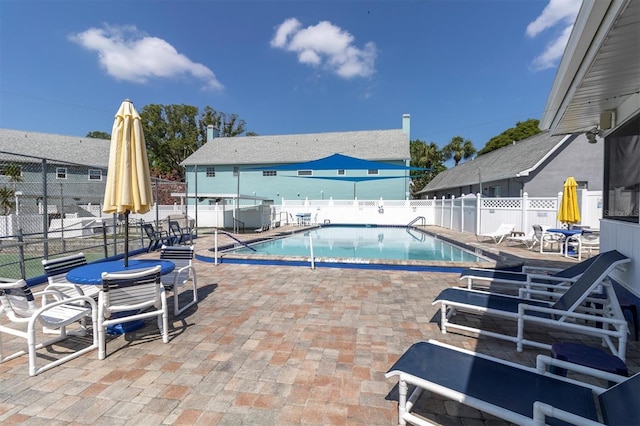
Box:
left=490, top=186, right=501, bottom=197
left=233, top=166, right=239, bottom=177
left=262, top=170, right=277, bottom=176
left=367, top=169, right=379, bottom=175
left=56, top=167, right=67, bottom=179
left=297, top=170, right=312, bottom=176
left=337, top=169, right=345, bottom=175
left=576, top=181, right=588, bottom=190
left=88, top=169, right=102, bottom=181
left=603, top=114, right=640, bottom=222
left=206, top=167, right=215, bottom=177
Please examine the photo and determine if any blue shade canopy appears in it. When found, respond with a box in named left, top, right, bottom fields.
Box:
left=246, top=153, right=426, bottom=172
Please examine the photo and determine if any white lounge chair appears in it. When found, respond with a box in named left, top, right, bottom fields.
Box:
left=476, top=223, right=515, bottom=244
left=505, top=229, right=535, bottom=247
left=386, top=340, right=639, bottom=426
left=433, top=250, right=631, bottom=360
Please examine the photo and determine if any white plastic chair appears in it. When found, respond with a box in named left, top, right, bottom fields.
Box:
left=159, top=245, right=198, bottom=316
left=566, top=231, right=600, bottom=261
left=42, top=252, right=100, bottom=300
left=0, top=279, right=97, bottom=376
left=97, top=266, right=168, bottom=360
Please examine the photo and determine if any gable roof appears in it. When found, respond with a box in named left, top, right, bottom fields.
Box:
left=181, top=129, right=409, bottom=166
left=417, top=131, right=573, bottom=194
left=0, top=128, right=111, bottom=168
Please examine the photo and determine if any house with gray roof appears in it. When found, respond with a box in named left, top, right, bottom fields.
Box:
left=0, top=128, right=111, bottom=217
left=416, top=131, right=603, bottom=199
left=181, top=115, right=413, bottom=203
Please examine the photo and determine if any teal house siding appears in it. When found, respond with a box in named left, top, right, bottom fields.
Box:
left=182, top=115, right=412, bottom=203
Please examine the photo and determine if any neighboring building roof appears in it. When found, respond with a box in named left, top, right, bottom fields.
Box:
left=181, top=129, right=409, bottom=166
left=0, top=128, right=111, bottom=168
left=417, top=131, right=572, bottom=194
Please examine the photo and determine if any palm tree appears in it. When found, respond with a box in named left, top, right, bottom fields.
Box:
left=442, top=136, right=476, bottom=166
left=0, top=187, right=14, bottom=215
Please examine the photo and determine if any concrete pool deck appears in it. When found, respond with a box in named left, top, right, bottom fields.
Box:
left=0, top=226, right=637, bottom=425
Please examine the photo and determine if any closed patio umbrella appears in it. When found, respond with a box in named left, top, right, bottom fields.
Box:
left=558, top=176, right=581, bottom=227
left=103, top=99, right=154, bottom=266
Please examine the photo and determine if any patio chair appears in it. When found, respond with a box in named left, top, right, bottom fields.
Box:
left=42, top=252, right=100, bottom=300
left=141, top=223, right=172, bottom=252
left=566, top=231, right=600, bottom=261
left=476, top=223, right=514, bottom=244
left=532, top=224, right=564, bottom=253
left=168, top=220, right=195, bottom=245
left=97, top=265, right=168, bottom=360
left=433, top=250, right=631, bottom=360
left=0, top=279, right=98, bottom=376
left=159, top=245, right=198, bottom=316
left=459, top=253, right=600, bottom=291
left=386, top=339, right=639, bottom=426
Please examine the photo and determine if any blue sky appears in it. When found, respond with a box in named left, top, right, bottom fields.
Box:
left=0, top=0, right=581, bottom=152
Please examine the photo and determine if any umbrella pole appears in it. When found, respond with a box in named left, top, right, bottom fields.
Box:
left=124, top=210, right=129, bottom=267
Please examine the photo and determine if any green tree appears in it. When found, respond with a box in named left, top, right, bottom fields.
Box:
left=85, top=131, right=111, bottom=139
left=442, top=136, right=476, bottom=166
left=140, top=104, right=249, bottom=178
left=477, top=119, right=541, bottom=155
left=409, top=139, right=447, bottom=196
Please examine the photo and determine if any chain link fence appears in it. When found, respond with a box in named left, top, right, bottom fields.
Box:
left=0, top=150, right=186, bottom=283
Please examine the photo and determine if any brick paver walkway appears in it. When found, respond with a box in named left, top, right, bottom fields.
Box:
left=0, top=227, right=637, bottom=425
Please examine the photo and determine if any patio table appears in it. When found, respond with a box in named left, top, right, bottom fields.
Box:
left=546, top=228, right=582, bottom=255
left=65, top=259, right=175, bottom=334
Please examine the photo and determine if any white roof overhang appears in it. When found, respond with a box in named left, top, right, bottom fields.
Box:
left=541, top=0, right=640, bottom=135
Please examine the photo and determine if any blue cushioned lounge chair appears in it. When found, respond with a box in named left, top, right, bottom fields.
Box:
left=433, top=250, right=631, bottom=360
left=386, top=340, right=639, bottom=426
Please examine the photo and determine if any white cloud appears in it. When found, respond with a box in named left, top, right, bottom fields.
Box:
left=271, top=18, right=376, bottom=79
left=69, top=24, right=223, bottom=91
left=526, top=0, right=582, bottom=71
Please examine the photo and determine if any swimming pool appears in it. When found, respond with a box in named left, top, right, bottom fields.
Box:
left=209, top=225, right=494, bottom=271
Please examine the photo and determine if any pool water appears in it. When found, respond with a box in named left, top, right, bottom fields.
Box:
left=230, top=226, right=485, bottom=262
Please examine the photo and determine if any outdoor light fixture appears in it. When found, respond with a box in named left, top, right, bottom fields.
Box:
left=586, top=126, right=602, bottom=144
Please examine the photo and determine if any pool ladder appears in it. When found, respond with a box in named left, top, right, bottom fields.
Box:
left=407, top=216, right=426, bottom=227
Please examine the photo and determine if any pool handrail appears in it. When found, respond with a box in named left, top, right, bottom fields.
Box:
left=407, top=216, right=426, bottom=227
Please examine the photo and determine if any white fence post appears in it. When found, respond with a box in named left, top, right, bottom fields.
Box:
left=460, top=194, right=465, bottom=232
left=521, top=192, right=528, bottom=233
left=476, top=192, right=482, bottom=235
left=449, top=195, right=455, bottom=230
left=557, top=192, right=563, bottom=227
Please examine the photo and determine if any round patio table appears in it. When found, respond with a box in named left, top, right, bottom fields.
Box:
left=66, top=259, right=175, bottom=285
left=65, top=259, right=175, bottom=335
left=546, top=228, right=583, bottom=255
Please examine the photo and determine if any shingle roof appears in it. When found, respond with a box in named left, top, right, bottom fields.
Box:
left=417, top=131, right=573, bottom=194
left=0, top=129, right=111, bottom=168
left=181, top=129, right=409, bottom=166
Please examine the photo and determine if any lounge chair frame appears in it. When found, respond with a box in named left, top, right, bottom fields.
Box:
left=386, top=340, right=638, bottom=426
left=476, top=223, right=515, bottom=244
left=159, top=245, right=198, bottom=316
left=434, top=250, right=631, bottom=360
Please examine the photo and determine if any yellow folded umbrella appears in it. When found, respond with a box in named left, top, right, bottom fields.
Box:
left=558, top=176, right=581, bottom=225
left=103, top=99, right=154, bottom=266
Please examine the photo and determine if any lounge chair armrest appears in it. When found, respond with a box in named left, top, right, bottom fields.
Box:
left=535, top=355, right=626, bottom=386
left=171, top=264, right=197, bottom=286
left=527, top=273, right=577, bottom=283
left=522, top=266, right=563, bottom=274
left=533, top=402, right=604, bottom=426
left=519, top=303, right=628, bottom=327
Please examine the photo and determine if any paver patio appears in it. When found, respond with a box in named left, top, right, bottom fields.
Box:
left=0, top=227, right=637, bottom=425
